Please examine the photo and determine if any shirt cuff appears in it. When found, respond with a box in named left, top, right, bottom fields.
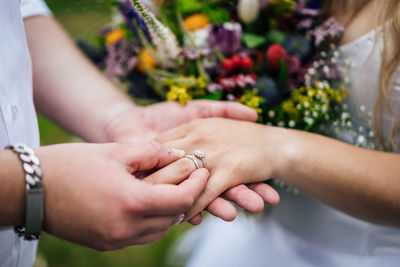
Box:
left=20, top=0, right=52, bottom=19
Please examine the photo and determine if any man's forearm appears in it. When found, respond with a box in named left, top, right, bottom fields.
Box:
left=24, top=16, right=136, bottom=142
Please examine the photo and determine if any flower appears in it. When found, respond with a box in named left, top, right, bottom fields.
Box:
left=186, top=27, right=211, bottom=48
left=118, top=1, right=150, bottom=39
left=256, top=76, right=281, bottom=107
left=166, top=85, right=192, bottom=106
left=238, top=0, right=260, bottom=24
left=218, top=74, right=257, bottom=91
left=138, top=49, right=158, bottom=72
left=208, top=23, right=242, bottom=55
left=183, top=14, right=210, bottom=32
left=105, top=29, right=126, bottom=45
left=266, top=44, right=287, bottom=69
left=308, top=17, right=344, bottom=46
left=105, top=40, right=138, bottom=78
left=238, top=89, right=264, bottom=113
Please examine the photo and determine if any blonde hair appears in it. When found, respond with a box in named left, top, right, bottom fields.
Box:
left=329, top=0, right=400, bottom=151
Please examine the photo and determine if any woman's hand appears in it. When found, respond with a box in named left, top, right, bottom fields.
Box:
left=157, top=118, right=285, bottom=221
left=103, top=100, right=258, bottom=143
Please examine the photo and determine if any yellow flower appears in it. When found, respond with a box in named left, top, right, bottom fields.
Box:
left=238, top=89, right=265, bottom=114
left=282, top=100, right=297, bottom=115
left=197, top=77, right=207, bottom=89
left=138, top=49, right=158, bottom=72
left=166, top=85, right=192, bottom=106
left=183, top=14, right=210, bottom=32
left=105, top=29, right=126, bottom=45
left=270, top=0, right=296, bottom=10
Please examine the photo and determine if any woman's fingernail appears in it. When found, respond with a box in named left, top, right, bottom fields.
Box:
left=172, top=149, right=185, bottom=157
left=175, top=214, right=185, bottom=225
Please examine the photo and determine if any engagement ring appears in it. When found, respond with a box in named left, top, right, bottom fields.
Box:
left=194, top=150, right=206, bottom=168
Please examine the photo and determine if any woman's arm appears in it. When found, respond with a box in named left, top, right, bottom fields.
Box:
left=158, top=118, right=400, bottom=227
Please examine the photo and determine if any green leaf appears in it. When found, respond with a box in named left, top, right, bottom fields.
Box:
left=277, top=58, right=288, bottom=88
left=243, top=33, right=267, bottom=48
left=266, top=30, right=286, bottom=44
left=179, top=0, right=204, bottom=14
left=199, top=91, right=223, bottom=100
left=206, top=8, right=230, bottom=23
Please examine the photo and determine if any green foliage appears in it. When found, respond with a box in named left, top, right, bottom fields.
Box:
left=243, top=33, right=267, bottom=48
left=200, top=91, right=223, bottom=100
left=277, top=58, right=288, bottom=88
left=178, top=0, right=230, bottom=23
left=266, top=30, right=286, bottom=45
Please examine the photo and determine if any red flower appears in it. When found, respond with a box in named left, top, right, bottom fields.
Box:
left=222, top=58, right=235, bottom=72
left=287, top=56, right=301, bottom=74
left=240, top=56, right=253, bottom=69
left=266, top=44, right=287, bottom=69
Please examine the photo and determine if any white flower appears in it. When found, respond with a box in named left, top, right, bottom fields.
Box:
left=268, top=110, right=275, bottom=118
left=187, top=27, right=211, bottom=48
left=304, top=117, right=314, bottom=125
left=224, top=22, right=242, bottom=32
left=238, top=0, right=260, bottom=24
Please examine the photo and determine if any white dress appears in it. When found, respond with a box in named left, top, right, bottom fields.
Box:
left=175, top=29, right=400, bottom=267
left=0, top=1, right=50, bottom=266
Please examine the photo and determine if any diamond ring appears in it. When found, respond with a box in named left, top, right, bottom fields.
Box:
left=194, top=150, right=206, bottom=168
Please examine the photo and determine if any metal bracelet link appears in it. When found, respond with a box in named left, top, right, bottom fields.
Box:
left=6, top=144, right=43, bottom=241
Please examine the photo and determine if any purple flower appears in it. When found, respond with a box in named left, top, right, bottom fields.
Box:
left=208, top=23, right=242, bottom=56
left=308, top=17, right=344, bottom=46
left=105, top=40, right=138, bottom=79
left=207, top=83, right=223, bottom=93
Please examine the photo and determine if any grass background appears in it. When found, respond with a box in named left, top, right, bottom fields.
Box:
left=35, top=1, right=190, bottom=266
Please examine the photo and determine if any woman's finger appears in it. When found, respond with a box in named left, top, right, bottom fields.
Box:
left=143, top=157, right=197, bottom=185
left=156, top=126, right=189, bottom=144
left=223, top=184, right=265, bottom=213
left=248, top=183, right=280, bottom=206
left=206, top=197, right=237, bottom=222
left=188, top=213, right=203, bottom=225
left=139, top=168, right=209, bottom=216
left=183, top=170, right=233, bottom=221
left=186, top=100, right=258, bottom=122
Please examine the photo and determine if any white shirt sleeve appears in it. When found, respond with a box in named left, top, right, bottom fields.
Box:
left=20, top=0, right=52, bottom=19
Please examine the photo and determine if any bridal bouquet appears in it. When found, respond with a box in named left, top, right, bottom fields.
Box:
left=81, top=0, right=375, bottom=148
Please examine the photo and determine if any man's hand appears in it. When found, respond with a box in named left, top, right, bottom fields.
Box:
left=34, top=142, right=208, bottom=250
left=103, top=100, right=258, bottom=143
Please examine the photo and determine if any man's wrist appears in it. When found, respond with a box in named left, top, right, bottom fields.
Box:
left=101, top=103, right=145, bottom=142
left=0, top=150, right=25, bottom=226
left=6, top=144, right=44, bottom=240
